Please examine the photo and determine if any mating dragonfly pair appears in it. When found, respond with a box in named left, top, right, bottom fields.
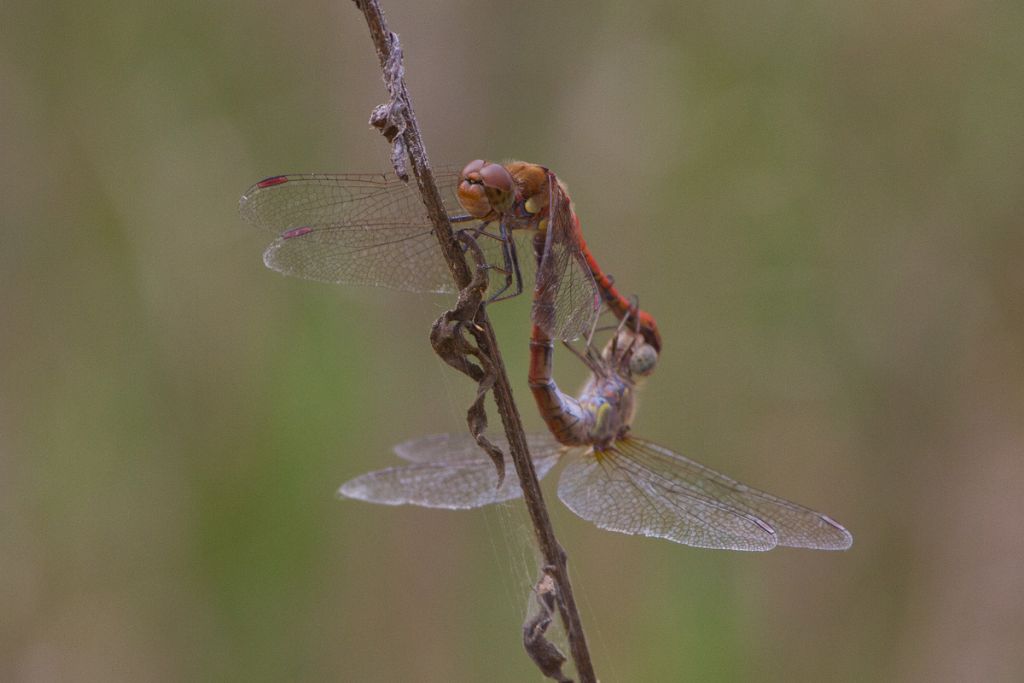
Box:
left=240, top=160, right=852, bottom=551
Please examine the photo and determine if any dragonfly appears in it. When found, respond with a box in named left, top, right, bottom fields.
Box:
left=340, top=308, right=853, bottom=552
left=240, top=160, right=660, bottom=347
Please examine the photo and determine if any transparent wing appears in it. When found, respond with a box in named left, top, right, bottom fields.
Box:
left=239, top=170, right=467, bottom=293
left=531, top=183, right=600, bottom=342
left=539, top=248, right=601, bottom=343
left=558, top=437, right=853, bottom=551
left=393, top=432, right=565, bottom=463
left=240, top=167, right=600, bottom=339
left=338, top=433, right=566, bottom=509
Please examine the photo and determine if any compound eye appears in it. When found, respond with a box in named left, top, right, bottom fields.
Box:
left=460, top=159, right=486, bottom=181
left=479, top=163, right=513, bottom=193
left=629, top=344, right=658, bottom=377
left=458, top=160, right=498, bottom=218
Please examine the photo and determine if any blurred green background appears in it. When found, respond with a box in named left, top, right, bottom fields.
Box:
left=3, top=1, right=1023, bottom=680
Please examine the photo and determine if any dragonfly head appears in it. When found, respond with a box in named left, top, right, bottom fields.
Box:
left=628, top=342, right=658, bottom=377
left=458, top=160, right=515, bottom=219
left=603, top=328, right=659, bottom=379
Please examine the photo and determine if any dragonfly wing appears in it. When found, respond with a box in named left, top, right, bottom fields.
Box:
left=239, top=170, right=466, bottom=293
left=531, top=189, right=600, bottom=342
left=338, top=433, right=564, bottom=510
left=393, top=432, right=563, bottom=463
left=558, top=437, right=852, bottom=551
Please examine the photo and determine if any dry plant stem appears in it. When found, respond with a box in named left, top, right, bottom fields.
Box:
left=353, top=2, right=596, bottom=681
left=524, top=568, right=572, bottom=683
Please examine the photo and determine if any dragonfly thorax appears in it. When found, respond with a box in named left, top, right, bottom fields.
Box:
left=579, top=373, right=635, bottom=449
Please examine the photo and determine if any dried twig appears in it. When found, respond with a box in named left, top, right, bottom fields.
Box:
left=353, top=2, right=597, bottom=681
left=524, top=568, right=572, bottom=683
left=429, top=232, right=506, bottom=483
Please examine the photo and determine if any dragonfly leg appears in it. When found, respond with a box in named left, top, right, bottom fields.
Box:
left=455, top=221, right=510, bottom=277
left=605, top=299, right=639, bottom=363
left=582, top=296, right=605, bottom=350
left=454, top=219, right=494, bottom=253
left=485, top=218, right=524, bottom=304
left=561, top=337, right=604, bottom=377
left=453, top=217, right=523, bottom=304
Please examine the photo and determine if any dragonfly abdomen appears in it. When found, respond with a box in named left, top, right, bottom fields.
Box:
left=528, top=332, right=594, bottom=446
left=577, top=233, right=662, bottom=352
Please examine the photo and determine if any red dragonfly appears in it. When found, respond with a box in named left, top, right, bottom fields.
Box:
left=240, top=160, right=660, bottom=347
left=339, top=308, right=853, bottom=552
